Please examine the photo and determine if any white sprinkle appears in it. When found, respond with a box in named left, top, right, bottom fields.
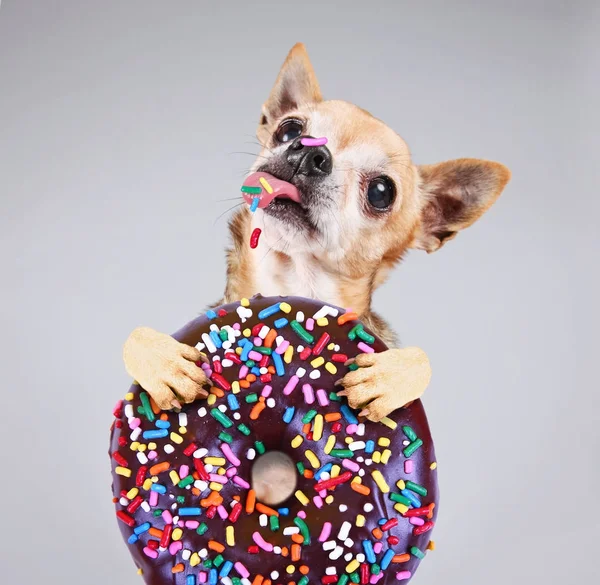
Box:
left=130, top=428, right=142, bottom=442
left=209, top=324, right=219, bottom=332
left=259, top=325, right=270, bottom=339
left=141, top=502, right=151, bottom=513
left=195, top=341, right=206, bottom=351
left=247, top=448, right=256, bottom=460
left=344, top=538, right=354, bottom=548
left=222, top=578, right=233, bottom=585
left=334, top=344, right=340, bottom=352
left=182, top=549, right=191, bottom=561
left=222, top=358, right=233, bottom=367
left=339, top=504, right=348, bottom=512
left=241, top=579, right=251, bottom=585
left=260, top=367, right=268, bottom=375
left=204, top=464, right=214, bottom=473
left=296, top=311, right=305, bottom=322
left=329, top=546, right=344, bottom=560
left=137, top=452, right=148, bottom=465
left=358, top=469, right=365, bottom=477
left=266, top=398, right=276, bottom=408
left=193, top=448, right=208, bottom=459
left=297, top=345, right=304, bottom=353
left=194, top=480, right=208, bottom=491
left=124, top=404, right=134, bottom=419
left=270, top=572, right=279, bottom=580
left=259, top=514, right=268, bottom=527
left=233, top=412, right=241, bottom=420
left=322, top=540, right=337, bottom=551
left=201, top=332, right=217, bottom=353
left=199, top=548, right=208, bottom=559
left=218, top=404, right=228, bottom=413
left=178, top=413, right=188, bottom=427
left=338, top=521, right=351, bottom=541
left=365, top=459, right=372, bottom=466
left=273, top=547, right=281, bottom=555
left=283, top=527, right=300, bottom=536
left=198, top=407, right=207, bottom=417
left=119, top=497, right=128, bottom=506
left=356, top=553, right=365, bottom=563
left=296, top=367, right=307, bottom=378
left=403, top=440, right=410, bottom=446
left=320, top=472, right=331, bottom=480
left=349, top=441, right=366, bottom=451
left=357, top=424, right=365, bottom=436
left=164, top=444, right=175, bottom=454
left=344, top=552, right=353, bottom=562
left=276, top=335, right=284, bottom=346
left=356, top=456, right=364, bottom=463
left=309, top=370, right=321, bottom=380
left=326, top=567, right=337, bottom=576
left=364, top=503, right=374, bottom=512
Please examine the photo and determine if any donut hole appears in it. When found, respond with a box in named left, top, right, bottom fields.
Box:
left=251, top=451, right=297, bottom=506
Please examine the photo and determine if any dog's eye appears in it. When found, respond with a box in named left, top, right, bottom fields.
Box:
left=275, top=119, right=303, bottom=143
left=367, top=177, right=395, bottom=210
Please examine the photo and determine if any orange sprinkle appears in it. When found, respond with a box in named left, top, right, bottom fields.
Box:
left=263, top=580, right=272, bottom=585
left=160, top=413, right=169, bottom=420
left=200, top=491, right=223, bottom=508
left=191, top=487, right=200, bottom=496
left=324, top=412, right=342, bottom=422
left=281, top=547, right=289, bottom=557
left=427, top=540, right=436, bottom=551
left=255, top=503, right=279, bottom=516
left=210, top=387, right=225, bottom=398
left=299, top=566, right=310, bottom=575
left=252, top=575, right=264, bottom=585
left=288, top=582, right=295, bottom=585
left=303, top=469, right=314, bottom=479
left=246, top=374, right=257, bottom=383
left=246, top=489, right=256, bottom=514
left=350, top=482, right=371, bottom=496
left=112, top=497, right=118, bottom=503
left=291, top=543, right=302, bottom=561
left=250, top=401, right=266, bottom=420
left=149, top=527, right=163, bottom=539
left=172, top=563, right=185, bottom=573
left=291, top=533, right=304, bottom=544
left=208, top=540, right=225, bottom=553
left=302, top=423, right=311, bottom=434
left=393, top=554, right=410, bottom=563
left=239, top=380, right=250, bottom=389
left=372, top=527, right=383, bottom=539
left=427, top=502, right=436, bottom=519
left=149, top=396, right=161, bottom=414
left=233, top=495, right=241, bottom=502
left=268, top=366, right=276, bottom=374
left=149, top=462, right=170, bottom=476
left=338, top=312, right=358, bottom=325
left=264, top=329, right=277, bottom=348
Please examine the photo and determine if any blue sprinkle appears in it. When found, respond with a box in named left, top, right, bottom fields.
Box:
left=381, top=549, right=395, bottom=570
left=274, top=317, right=289, bottom=328
left=283, top=406, right=295, bottom=424
left=128, top=534, right=139, bottom=544
left=251, top=366, right=261, bottom=376
left=209, top=568, right=218, bottom=585
left=250, top=196, right=260, bottom=212
left=228, top=394, right=240, bottom=410
left=277, top=507, right=290, bottom=516
left=272, top=351, right=285, bottom=376
left=237, top=338, right=249, bottom=348
left=258, top=303, right=281, bottom=319
left=340, top=404, right=359, bottom=424
left=315, top=462, right=333, bottom=480
left=220, top=560, right=234, bottom=578
left=186, top=576, right=196, bottom=585
left=179, top=507, right=202, bottom=516
left=241, top=343, right=253, bottom=361
left=155, top=419, right=171, bottom=429
left=143, top=429, right=168, bottom=440
left=206, top=309, right=217, bottom=319
left=134, top=522, right=151, bottom=535
left=362, top=540, right=376, bottom=564
left=209, top=330, right=223, bottom=349
left=150, top=484, right=167, bottom=494
left=401, top=489, right=422, bottom=508
left=365, top=440, right=375, bottom=454
left=378, top=518, right=387, bottom=526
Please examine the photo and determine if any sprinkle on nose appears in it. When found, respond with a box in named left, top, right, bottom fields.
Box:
left=286, top=136, right=333, bottom=177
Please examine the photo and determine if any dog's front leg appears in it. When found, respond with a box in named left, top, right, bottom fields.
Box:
left=336, top=348, right=432, bottom=422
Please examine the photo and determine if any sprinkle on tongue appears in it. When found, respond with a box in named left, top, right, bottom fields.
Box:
left=241, top=172, right=301, bottom=210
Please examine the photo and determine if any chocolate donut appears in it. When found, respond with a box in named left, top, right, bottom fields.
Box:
left=109, top=295, right=439, bottom=585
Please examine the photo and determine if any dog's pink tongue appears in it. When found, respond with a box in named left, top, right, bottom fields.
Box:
left=242, top=172, right=301, bottom=208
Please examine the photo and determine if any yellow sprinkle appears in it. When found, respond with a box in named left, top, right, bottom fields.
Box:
left=241, top=298, right=250, bottom=307
left=280, top=302, right=292, bottom=313
left=331, top=465, right=340, bottom=478
left=130, top=441, right=140, bottom=451
left=138, top=444, right=147, bottom=452
left=310, top=356, right=325, bottom=368
left=179, top=426, right=187, bottom=434
left=394, top=503, right=409, bottom=514
left=356, top=514, right=366, bottom=527
left=325, top=495, right=334, bottom=504
left=137, top=568, right=143, bottom=575
left=125, top=392, right=134, bottom=400
left=291, top=435, right=304, bottom=448
left=380, top=417, right=397, bottom=430
left=236, top=346, right=244, bottom=355
left=381, top=449, right=392, bottom=464
left=151, top=477, right=158, bottom=483
left=243, top=328, right=251, bottom=337
left=427, top=540, right=436, bottom=551
left=143, top=479, right=153, bottom=491
left=378, top=437, right=391, bottom=447
left=327, top=343, right=335, bottom=350
left=226, top=525, right=235, bottom=546
left=371, top=470, right=390, bottom=493
left=346, top=560, right=360, bottom=574
left=206, top=394, right=217, bottom=406
left=286, top=565, right=295, bottom=575
left=284, top=346, right=294, bottom=364
left=205, top=457, right=226, bottom=466
left=169, top=470, right=181, bottom=486
left=115, top=466, right=131, bottom=477
left=259, top=176, right=274, bottom=193
left=305, top=450, right=321, bottom=469
left=295, top=490, right=309, bottom=506
left=324, top=435, right=336, bottom=454
left=325, top=362, right=337, bottom=375
left=351, top=476, right=362, bottom=484
left=172, top=528, right=183, bottom=541
left=217, top=467, right=226, bottom=476
left=210, top=482, right=223, bottom=492
left=396, top=480, right=406, bottom=490
left=430, top=462, right=438, bottom=470
left=190, top=552, right=200, bottom=567
left=344, top=437, right=353, bottom=445
left=372, top=451, right=381, bottom=463
left=126, top=488, right=139, bottom=500
left=312, top=414, right=324, bottom=441
left=232, top=381, right=241, bottom=394
left=316, top=317, right=329, bottom=327
left=170, top=432, right=183, bottom=444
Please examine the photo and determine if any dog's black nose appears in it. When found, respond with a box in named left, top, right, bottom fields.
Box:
left=286, top=137, right=333, bottom=177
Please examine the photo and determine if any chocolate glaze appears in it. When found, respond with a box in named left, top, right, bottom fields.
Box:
left=110, top=295, right=439, bottom=585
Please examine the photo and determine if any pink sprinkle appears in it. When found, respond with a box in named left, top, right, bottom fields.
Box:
left=239, top=365, right=249, bottom=378
left=179, top=465, right=189, bottom=479
left=318, top=489, right=327, bottom=498
left=404, top=460, right=414, bottom=474
left=357, top=342, right=374, bottom=353
left=300, top=136, right=328, bottom=147
left=234, top=562, right=250, bottom=579
left=283, top=375, right=300, bottom=395
left=370, top=574, right=384, bottom=584
left=169, top=541, right=183, bottom=555
left=233, top=476, right=250, bottom=489
left=221, top=443, right=241, bottom=467
left=318, top=521, right=332, bottom=542
left=248, top=350, right=263, bottom=361
left=129, top=417, right=141, bottom=429
left=162, top=510, right=173, bottom=524
left=410, top=517, right=425, bottom=526
left=261, top=385, right=273, bottom=397
left=178, top=520, right=185, bottom=527
left=297, top=510, right=307, bottom=519
left=226, top=467, right=238, bottom=477
left=305, top=318, right=315, bottom=331
left=316, top=389, right=329, bottom=406
left=253, top=337, right=262, bottom=346
left=313, top=496, right=323, bottom=508
left=143, top=546, right=158, bottom=559
left=342, top=458, right=360, bottom=472
left=217, top=505, right=229, bottom=520
left=185, top=520, right=200, bottom=529
left=396, top=572, right=412, bottom=581
left=209, top=474, right=227, bottom=484
left=147, top=451, right=158, bottom=460
left=346, top=424, right=358, bottom=435
left=232, top=323, right=241, bottom=330
left=199, top=572, right=207, bottom=583
left=302, top=383, right=315, bottom=404
left=373, top=542, right=383, bottom=554
left=252, top=531, right=273, bottom=552
left=149, top=490, right=158, bottom=507
left=275, top=340, right=290, bottom=355
left=203, top=368, right=213, bottom=378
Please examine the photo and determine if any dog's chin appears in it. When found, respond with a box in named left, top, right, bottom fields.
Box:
left=263, top=197, right=315, bottom=232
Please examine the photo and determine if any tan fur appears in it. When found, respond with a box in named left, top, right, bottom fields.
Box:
left=123, top=43, right=510, bottom=422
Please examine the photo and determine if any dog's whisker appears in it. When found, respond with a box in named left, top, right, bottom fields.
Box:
left=213, top=202, right=244, bottom=226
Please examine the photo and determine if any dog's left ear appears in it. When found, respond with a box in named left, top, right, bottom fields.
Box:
left=260, top=43, right=323, bottom=128
left=412, top=158, right=511, bottom=253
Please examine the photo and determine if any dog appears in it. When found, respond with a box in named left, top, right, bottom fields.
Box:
left=122, top=43, right=510, bottom=425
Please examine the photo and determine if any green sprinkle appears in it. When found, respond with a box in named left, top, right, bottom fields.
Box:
left=255, top=441, right=266, bottom=455
left=197, top=523, right=208, bottom=535
left=237, top=423, right=251, bottom=436
left=219, top=329, right=228, bottom=341
left=254, top=346, right=272, bottom=355
left=390, top=493, right=412, bottom=506
left=410, top=546, right=425, bottom=559
left=139, top=392, right=155, bottom=422
left=371, top=564, right=381, bottom=575
left=245, top=360, right=256, bottom=368
left=269, top=514, right=279, bottom=532
left=338, top=575, right=349, bottom=585
left=405, top=480, right=428, bottom=497
left=213, top=555, right=224, bottom=568
left=356, top=327, right=375, bottom=344
left=245, top=393, right=259, bottom=404
left=298, top=577, right=309, bottom=585
left=232, top=579, right=242, bottom=585
left=218, top=432, right=233, bottom=444
left=296, top=461, right=305, bottom=475
left=176, top=496, right=185, bottom=504
left=152, top=509, right=162, bottom=517
left=347, top=324, right=361, bottom=341
left=329, top=391, right=342, bottom=401
left=210, top=409, right=233, bottom=428
left=350, top=572, right=360, bottom=583
left=329, top=449, right=354, bottom=458
left=178, top=475, right=194, bottom=488
left=302, top=409, right=318, bottom=423
left=203, top=559, right=213, bottom=569
left=348, top=363, right=359, bottom=371
left=403, top=438, right=423, bottom=457
left=291, top=320, right=314, bottom=344
left=402, top=425, right=418, bottom=441
left=294, top=517, right=311, bottom=544
left=241, top=185, right=262, bottom=194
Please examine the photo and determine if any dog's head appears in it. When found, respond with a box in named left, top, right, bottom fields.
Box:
left=247, top=43, right=510, bottom=282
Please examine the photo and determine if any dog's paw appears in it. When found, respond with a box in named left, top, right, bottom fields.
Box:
left=123, top=327, right=211, bottom=410
left=336, top=347, right=432, bottom=422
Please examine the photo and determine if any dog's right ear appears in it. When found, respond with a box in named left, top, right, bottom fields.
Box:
left=259, top=43, right=322, bottom=131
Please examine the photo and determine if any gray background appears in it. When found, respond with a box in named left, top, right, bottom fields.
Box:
left=1, top=1, right=598, bottom=583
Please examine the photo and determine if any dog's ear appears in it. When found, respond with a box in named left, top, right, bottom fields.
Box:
left=260, top=43, right=322, bottom=128
left=412, top=158, right=510, bottom=253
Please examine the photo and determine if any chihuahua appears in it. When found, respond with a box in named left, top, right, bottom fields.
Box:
left=122, top=43, right=510, bottom=423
